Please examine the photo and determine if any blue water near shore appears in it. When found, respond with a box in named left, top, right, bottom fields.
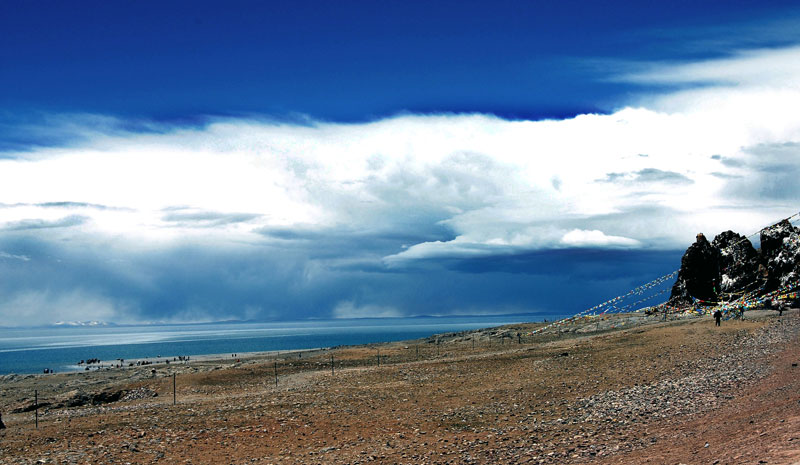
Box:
left=0, top=314, right=556, bottom=375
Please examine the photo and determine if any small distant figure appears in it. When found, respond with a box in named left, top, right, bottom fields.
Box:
left=713, top=309, right=722, bottom=326
left=778, top=300, right=786, bottom=316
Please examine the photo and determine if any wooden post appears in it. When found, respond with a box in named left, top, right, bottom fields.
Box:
left=416, top=344, right=419, bottom=360
left=34, top=389, right=38, bottom=429
left=273, top=361, right=278, bottom=387
left=173, top=373, right=176, bottom=405
left=330, top=354, right=334, bottom=375
left=472, top=338, right=475, bottom=350
left=377, top=349, right=380, bottom=367
left=437, top=339, right=440, bottom=357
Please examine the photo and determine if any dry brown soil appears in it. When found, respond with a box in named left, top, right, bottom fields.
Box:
left=1, top=311, right=799, bottom=464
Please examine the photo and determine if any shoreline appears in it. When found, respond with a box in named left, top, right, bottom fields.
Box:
left=0, top=309, right=712, bottom=384
left=57, top=347, right=327, bottom=373
left=0, top=309, right=782, bottom=388
left=0, top=314, right=547, bottom=377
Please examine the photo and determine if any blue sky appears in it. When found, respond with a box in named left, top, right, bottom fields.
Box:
left=2, top=1, right=800, bottom=325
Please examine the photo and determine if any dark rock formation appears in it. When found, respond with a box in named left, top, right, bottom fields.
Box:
left=760, top=219, right=800, bottom=292
left=669, top=220, right=800, bottom=306
left=669, top=233, right=720, bottom=306
left=712, top=230, right=761, bottom=294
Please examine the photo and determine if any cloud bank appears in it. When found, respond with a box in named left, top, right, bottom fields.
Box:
left=2, top=45, right=800, bottom=325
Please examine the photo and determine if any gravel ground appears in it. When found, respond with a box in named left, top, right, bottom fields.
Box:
left=1, top=310, right=798, bottom=464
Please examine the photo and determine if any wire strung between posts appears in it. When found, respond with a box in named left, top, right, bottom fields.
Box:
left=527, top=270, right=678, bottom=335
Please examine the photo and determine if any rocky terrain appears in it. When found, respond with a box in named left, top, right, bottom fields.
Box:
left=669, top=219, right=800, bottom=306
left=1, top=309, right=798, bottom=464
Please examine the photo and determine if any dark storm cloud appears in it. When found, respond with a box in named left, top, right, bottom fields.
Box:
left=36, top=201, right=129, bottom=211
left=2, top=215, right=87, bottom=231
left=256, top=227, right=326, bottom=241
left=722, top=142, right=800, bottom=201
left=718, top=156, right=745, bottom=167
left=257, top=224, right=454, bottom=253
left=161, top=210, right=261, bottom=227
left=0, top=229, right=683, bottom=325
left=0, top=202, right=127, bottom=211
left=710, top=171, right=742, bottom=179
left=599, top=168, right=693, bottom=184
left=635, top=168, right=693, bottom=184
left=445, top=248, right=681, bottom=278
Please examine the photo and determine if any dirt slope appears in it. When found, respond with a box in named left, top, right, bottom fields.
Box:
left=1, top=311, right=798, bottom=464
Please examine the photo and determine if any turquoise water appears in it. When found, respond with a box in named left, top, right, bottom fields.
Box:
left=0, top=314, right=554, bottom=375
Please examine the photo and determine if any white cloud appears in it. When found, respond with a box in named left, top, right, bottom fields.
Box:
left=560, top=229, right=640, bottom=248
left=0, top=251, right=30, bottom=261
left=2, top=45, right=800, bottom=266
left=621, top=46, right=800, bottom=88
left=332, top=301, right=403, bottom=319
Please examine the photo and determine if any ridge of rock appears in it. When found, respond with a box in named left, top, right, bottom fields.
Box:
left=668, top=220, right=800, bottom=306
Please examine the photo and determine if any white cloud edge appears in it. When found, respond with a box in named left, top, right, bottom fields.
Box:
left=0, top=45, right=799, bottom=265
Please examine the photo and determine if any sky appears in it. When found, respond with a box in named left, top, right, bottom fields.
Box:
left=2, top=1, right=800, bottom=326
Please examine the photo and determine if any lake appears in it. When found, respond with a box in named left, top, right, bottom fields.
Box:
left=0, top=314, right=558, bottom=375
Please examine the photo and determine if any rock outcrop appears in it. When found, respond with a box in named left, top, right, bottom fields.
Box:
left=668, top=221, right=800, bottom=306
left=669, top=233, right=720, bottom=306
left=10, top=388, right=147, bottom=413
left=760, top=219, right=800, bottom=292
left=713, top=230, right=761, bottom=294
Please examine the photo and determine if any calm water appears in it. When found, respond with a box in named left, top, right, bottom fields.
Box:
left=0, top=314, right=555, bottom=375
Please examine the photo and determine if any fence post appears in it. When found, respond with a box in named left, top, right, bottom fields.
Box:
left=173, top=373, right=176, bottom=406
left=34, top=389, right=38, bottom=429
left=274, top=361, right=278, bottom=387
left=377, top=349, right=380, bottom=367
left=330, top=354, right=334, bottom=375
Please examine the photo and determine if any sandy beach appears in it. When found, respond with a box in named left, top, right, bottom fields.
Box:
left=1, top=309, right=799, bottom=464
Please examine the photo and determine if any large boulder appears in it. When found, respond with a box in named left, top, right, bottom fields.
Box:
left=669, top=233, right=721, bottom=306
left=712, top=230, right=761, bottom=294
left=760, top=219, right=800, bottom=292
